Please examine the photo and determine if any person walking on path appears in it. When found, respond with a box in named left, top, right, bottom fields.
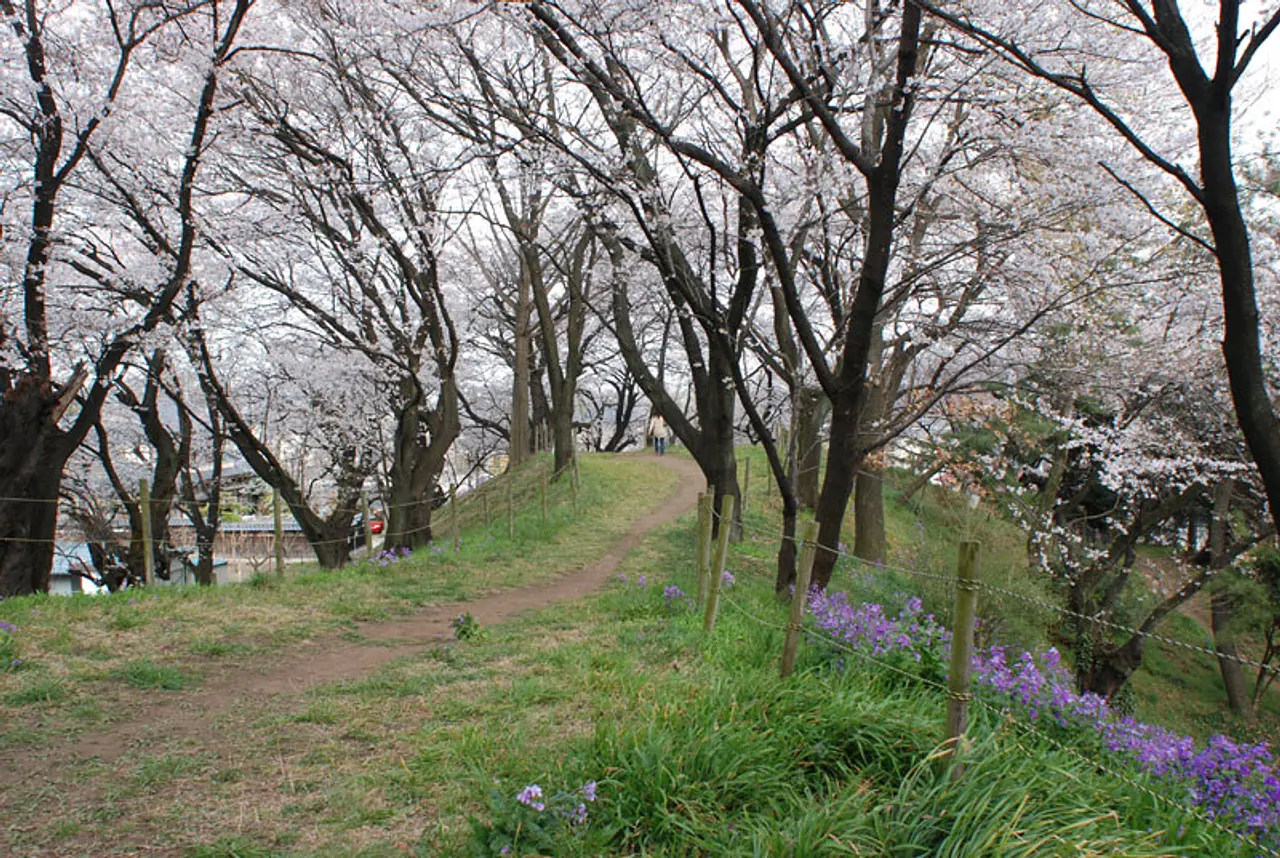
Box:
left=648, top=412, right=670, bottom=455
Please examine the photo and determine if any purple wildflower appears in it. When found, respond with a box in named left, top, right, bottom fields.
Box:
left=812, top=590, right=1280, bottom=844
left=582, top=781, right=597, bottom=802
left=515, top=784, right=544, bottom=811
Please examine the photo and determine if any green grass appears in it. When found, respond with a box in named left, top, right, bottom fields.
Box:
left=3, top=674, right=67, bottom=705
left=441, top=508, right=1244, bottom=856
left=0, top=454, right=674, bottom=733
left=115, top=659, right=190, bottom=690
left=131, top=753, right=204, bottom=788
left=0, top=450, right=1269, bottom=857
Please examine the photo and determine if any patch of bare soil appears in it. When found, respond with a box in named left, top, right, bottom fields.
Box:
left=0, top=456, right=704, bottom=828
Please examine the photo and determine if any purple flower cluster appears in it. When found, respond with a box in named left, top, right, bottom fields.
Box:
left=501, top=780, right=598, bottom=854
left=375, top=546, right=413, bottom=567
left=971, top=647, right=1108, bottom=725
left=808, top=591, right=949, bottom=662
left=515, top=784, right=545, bottom=811
left=811, top=590, right=1280, bottom=844
left=663, top=585, right=693, bottom=610
left=617, top=573, right=648, bottom=587
left=720, top=570, right=736, bottom=588
left=974, top=644, right=1280, bottom=839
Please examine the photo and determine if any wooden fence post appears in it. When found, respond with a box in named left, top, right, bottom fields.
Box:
left=780, top=519, right=820, bottom=678
left=943, top=540, right=981, bottom=778
left=695, top=493, right=712, bottom=606
left=273, top=487, right=284, bottom=578
left=702, top=496, right=735, bottom=633
left=450, top=485, right=460, bottom=549
left=139, top=478, right=155, bottom=586
left=362, top=494, right=374, bottom=559
left=507, top=483, right=515, bottom=539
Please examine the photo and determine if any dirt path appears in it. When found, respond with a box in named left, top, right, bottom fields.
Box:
left=1, top=454, right=704, bottom=786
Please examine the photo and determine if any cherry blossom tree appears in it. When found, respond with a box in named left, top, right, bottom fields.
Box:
left=919, top=0, right=1280, bottom=556
left=0, top=0, right=254, bottom=596
left=222, top=12, right=465, bottom=553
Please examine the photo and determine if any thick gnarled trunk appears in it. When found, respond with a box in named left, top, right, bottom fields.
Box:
left=383, top=376, right=460, bottom=553
left=0, top=379, right=64, bottom=596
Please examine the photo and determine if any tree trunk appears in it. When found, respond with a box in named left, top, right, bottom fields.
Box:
left=194, top=529, right=216, bottom=585
left=811, top=393, right=862, bottom=591
left=774, top=496, right=799, bottom=595
left=384, top=375, right=458, bottom=552
left=794, top=386, right=827, bottom=511
left=697, top=405, right=741, bottom=543
left=1083, top=637, right=1146, bottom=699
left=854, top=466, right=886, bottom=565
left=510, top=259, right=533, bottom=469
left=0, top=463, right=62, bottom=596
left=384, top=488, right=435, bottom=551
left=0, top=379, right=65, bottom=596
left=602, top=368, right=638, bottom=452
left=1212, top=589, right=1254, bottom=719
left=178, top=384, right=223, bottom=587
left=552, top=407, right=575, bottom=477
left=1080, top=563, right=1215, bottom=698
left=760, top=2, right=923, bottom=592
left=1207, top=479, right=1253, bottom=718
left=1193, top=100, right=1280, bottom=558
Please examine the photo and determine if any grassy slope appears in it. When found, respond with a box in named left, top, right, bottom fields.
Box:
left=0, top=448, right=1266, bottom=857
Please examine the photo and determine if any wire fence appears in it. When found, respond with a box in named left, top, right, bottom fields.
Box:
left=708, top=551, right=1280, bottom=857
left=2, top=454, right=582, bottom=590
left=715, top=500, right=1280, bottom=680
left=689, top=460, right=1280, bottom=857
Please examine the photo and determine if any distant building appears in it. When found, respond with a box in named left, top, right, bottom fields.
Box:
left=50, top=542, right=105, bottom=596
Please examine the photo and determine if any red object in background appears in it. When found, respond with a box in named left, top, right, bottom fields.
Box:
left=370, top=519, right=385, bottom=534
